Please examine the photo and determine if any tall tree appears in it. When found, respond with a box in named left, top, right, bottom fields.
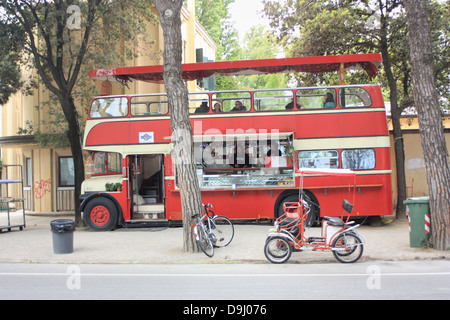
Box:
left=154, top=0, right=202, bottom=252
left=195, top=0, right=240, bottom=91
left=0, top=16, right=25, bottom=104
left=237, top=25, right=287, bottom=89
left=0, top=0, right=156, bottom=226
left=262, top=0, right=409, bottom=218
left=195, top=0, right=239, bottom=61
left=404, top=0, right=450, bottom=250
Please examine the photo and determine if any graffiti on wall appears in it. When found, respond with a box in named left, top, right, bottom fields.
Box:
left=35, top=179, right=51, bottom=199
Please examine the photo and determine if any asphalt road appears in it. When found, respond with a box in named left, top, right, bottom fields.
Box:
left=1, top=261, right=449, bottom=302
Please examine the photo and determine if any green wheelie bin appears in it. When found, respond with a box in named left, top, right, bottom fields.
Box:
left=404, top=197, right=431, bottom=248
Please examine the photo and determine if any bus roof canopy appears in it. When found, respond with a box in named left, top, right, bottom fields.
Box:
left=90, top=53, right=382, bottom=84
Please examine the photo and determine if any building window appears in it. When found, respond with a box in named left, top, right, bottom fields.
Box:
left=59, top=157, right=75, bottom=187
left=25, top=158, right=32, bottom=187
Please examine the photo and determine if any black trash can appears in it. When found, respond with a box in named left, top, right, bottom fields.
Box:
left=50, top=219, right=75, bottom=254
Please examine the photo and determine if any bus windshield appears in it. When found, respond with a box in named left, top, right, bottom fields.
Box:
left=85, top=151, right=122, bottom=176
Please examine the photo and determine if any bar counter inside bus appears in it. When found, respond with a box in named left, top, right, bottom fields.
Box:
left=195, top=167, right=294, bottom=190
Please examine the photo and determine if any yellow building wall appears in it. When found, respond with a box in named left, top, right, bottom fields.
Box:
left=388, top=116, right=450, bottom=204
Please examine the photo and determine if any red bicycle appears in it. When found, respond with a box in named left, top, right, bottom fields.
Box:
left=264, top=168, right=364, bottom=264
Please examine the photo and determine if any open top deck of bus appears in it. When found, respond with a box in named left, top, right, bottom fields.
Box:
left=90, top=53, right=382, bottom=83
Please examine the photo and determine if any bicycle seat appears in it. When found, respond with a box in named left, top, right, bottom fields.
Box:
left=342, top=200, right=353, bottom=213
left=323, top=216, right=345, bottom=226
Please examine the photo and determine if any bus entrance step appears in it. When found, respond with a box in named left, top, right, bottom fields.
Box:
left=125, top=219, right=169, bottom=228
left=127, top=219, right=168, bottom=223
left=132, top=212, right=165, bottom=220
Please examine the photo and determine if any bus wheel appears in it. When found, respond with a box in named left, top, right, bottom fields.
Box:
left=277, top=194, right=318, bottom=227
left=83, top=197, right=118, bottom=231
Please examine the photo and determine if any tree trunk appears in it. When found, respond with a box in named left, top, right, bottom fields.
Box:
left=380, top=28, right=407, bottom=219
left=154, top=0, right=202, bottom=252
left=60, top=96, right=85, bottom=227
left=405, top=0, right=450, bottom=251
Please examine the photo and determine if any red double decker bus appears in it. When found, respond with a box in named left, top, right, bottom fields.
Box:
left=80, top=54, right=392, bottom=231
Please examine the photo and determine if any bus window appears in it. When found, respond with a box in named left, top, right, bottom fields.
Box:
left=254, top=90, right=294, bottom=111
left=296, top=88, right=337, bottom=109
left=212, top=91, right=251, bottom=112
left=90, top=97, right=128, bottom=118
left=189, top=93, right=210, bottom=114
left=339, top=87, right=372, bottom=108
left=107, top=152, right=123, bottom=173
left=342, top=148, right=375, bottom=170
left=131, top=95, right=169, bottom=116
left=86, top=151, right=123, bottom=175
left=298, top=150, right=339, bottom=169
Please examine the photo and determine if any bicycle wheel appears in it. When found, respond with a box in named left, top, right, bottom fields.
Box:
left=197, top=224, right=214, bottom=257
left=332, top=232, right=363, bottom=263
left=210, top=216, right=234, bottom=247
left=264, top=236, right=292, bottom=264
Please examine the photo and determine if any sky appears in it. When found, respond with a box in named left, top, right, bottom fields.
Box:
left=228, top=0, right=270, bottom=40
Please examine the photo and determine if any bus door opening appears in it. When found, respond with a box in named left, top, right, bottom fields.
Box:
left=129, top=154, right=165, bottom=221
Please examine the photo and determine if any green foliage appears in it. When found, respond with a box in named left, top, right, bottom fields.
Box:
left=0, top=17, right=26, bottom=104
left=237, top=25, right=287, bottom=89
left=1, top=0, right=158, bottom=149
left=262, top=0, right=449, bottom=106
left=195, top=0, right=242, bottom=90
left=195, top=1, right=288, bottom=91
left=429, top=0, right=450, bottom=109
left=195, top=0, right=240, bottom=61
left=17, top=120, right=70, bottom=149
left=0, top=57, right=23, bottom=105
left=105, top=182, right=122, bottom=191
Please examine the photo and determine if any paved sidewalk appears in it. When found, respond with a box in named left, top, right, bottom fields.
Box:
left=0, top=212, right=449, bottom=264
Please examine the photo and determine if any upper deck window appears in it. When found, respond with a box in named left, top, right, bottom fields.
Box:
left=131, top=95, right=169, bottom=116
left=90, top=97, right=128, bottom=118
left=339, top=87, right=372, bottom=108
left=212, top=91, right=251, bottom=113
left=189, top=93, right=211, bottom=114
left=254, top=90, right=294, bottom=111
left=296, top=88, right=337, bottom=109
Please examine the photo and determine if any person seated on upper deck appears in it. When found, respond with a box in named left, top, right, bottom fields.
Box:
left=195, top=101, right=209, bottom=113
left=213, top=102, right=223, bottom=113
left=323, top=93, right=336, bottom=108
left=285, top=100, right=304, bottom=110
left=230, top=100, right=247, bottom=112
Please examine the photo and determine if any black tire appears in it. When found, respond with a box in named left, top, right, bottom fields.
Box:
left=83, top=197, right=118, bottom=231
left=332, top=232, right=364, bottom=263
left=197, top=224, right=214, bottom=257
left=209, top=216, right=234, bottom=247
left=277, top=193, right=317, bottom=227
left=264, top=236, right=292, bottom=264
